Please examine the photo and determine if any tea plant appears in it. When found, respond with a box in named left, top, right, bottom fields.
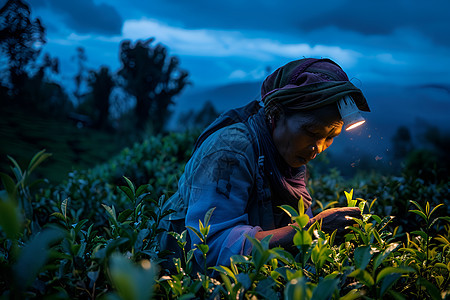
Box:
left=1, top=133, right=449, bottom=299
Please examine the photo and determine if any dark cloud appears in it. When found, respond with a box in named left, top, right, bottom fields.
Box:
left=294, top=1, right=450, bottom=46
left=34, top=0, right=123, bottom=35
left=132, top=0, right=450, bottom=47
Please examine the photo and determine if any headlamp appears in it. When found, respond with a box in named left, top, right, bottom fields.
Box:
left=337, top=95, right=366, bottom=131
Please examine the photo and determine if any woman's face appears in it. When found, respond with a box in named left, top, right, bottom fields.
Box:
left=272, top=105, right=343, bottom=168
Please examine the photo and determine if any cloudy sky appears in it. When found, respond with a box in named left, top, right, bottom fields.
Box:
left=12, top=0, right=450, bottom=91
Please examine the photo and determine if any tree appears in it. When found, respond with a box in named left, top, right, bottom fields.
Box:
left=118, top=38, right=189, bottom=134
left=73, top=47, right=88, bottom=107
left=391, top=125, right=413, bottom=160
left=87, top=66, right=115, bottom=129
left=0, top=0, right=45, bottom=98
left=177, top=100, right=220, bottom=131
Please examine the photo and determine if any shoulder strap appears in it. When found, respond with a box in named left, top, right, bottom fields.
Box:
left=192, top=100, right=262, bottom=152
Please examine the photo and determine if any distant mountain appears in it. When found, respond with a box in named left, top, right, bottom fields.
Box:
left=169, top=81, right=450, bottom=175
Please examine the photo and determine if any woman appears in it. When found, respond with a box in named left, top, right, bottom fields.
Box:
left=160, top=58, right=371, bottom=271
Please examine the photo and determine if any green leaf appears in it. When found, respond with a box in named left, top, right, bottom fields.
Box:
left=379, top=273, right=401, bottom=298
left=376, top=267, right=414, bottom=283
left=186, top=225, right=203, bottom=241
left=123, top=176, right=135, bottom=193
left=298, top=196, right=305, bottom=216
left=135, top=184, right=150, bottom=197
left=14, top=228, right=64, bottom=290
left=102, top=204, right=117, bottom=222
left=293, top=230, right=312, bottom=247
left=50, top=212, right=66, bottom=222
left=439, top=216, right=450, bottom=222
left=294, top=215, right=310, bottom=228
left=369, top=198, right=378, bottom=212
left=410, top=210, right=427, bottom=222
left=196, top=243, right=209, bottom=255
left=374, top=243, right=399, bottom=269
left=416, top=277, right=441, bottom=300
left=119, top=186, right=135, bottom=201
left=28, top=149, right=52, bottom=174
left=118, top=209, right=134, bottom=222
left=345, top=189, right=354, bottom=205
left=409, top=200, right=424, bottom=212
left=411, top=230, right=428, bottom=240
left=311, top=277, right=339, bottom=300
left=348, top=269, right=374, bottom=287
left=212, top=266, right=237, bottom=283
left=230, top=255, right=251, bottom=265
left=278, top=205, right=298, bottom=218
left=358, top=200, right=366, bottom=213
left=61, top=198, right=69, bottom=219
left=348, top=200, right=357, bottom=207
left=354, top=245, right=373, bottom=270
left=429, top=203, right=443, bottom=218
left=108, top=254, right=155, bottom=300
left=203, top=207, right=216, bottom=227
left=340, top=289, right=363, bottom=300
left=255, top=277, right=277, bottom=299
left=0, top=199, right=21, bottom=238
left=73, top=219, right=89, bottom=237
left=371, top=215, right=382, bottom=224
left=7, top=155, right=23, bottom=179
left=285, top=277, right=308, bottom=299
left=236, top=273, right=251, bottom=290
left=0, top=172, right=17, bottom=201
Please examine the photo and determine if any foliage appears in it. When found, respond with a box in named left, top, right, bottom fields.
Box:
left=118, top=38, right=189, bottom=134
left=0, top=0, right=45, bottom=97
left=0, top=134, right=449, bottom=299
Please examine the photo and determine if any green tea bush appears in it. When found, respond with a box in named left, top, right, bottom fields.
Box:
left=0, top=132, right=449, bottom=299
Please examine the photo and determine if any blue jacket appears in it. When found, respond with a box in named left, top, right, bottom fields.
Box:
left=160, top=122, right=311, bottom=269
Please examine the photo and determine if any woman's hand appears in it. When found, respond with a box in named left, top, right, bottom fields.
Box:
left=307, top=207, right=361, bottom=237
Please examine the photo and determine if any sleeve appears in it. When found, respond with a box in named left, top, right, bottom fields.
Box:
left=182, top=125, right=262, bottom=268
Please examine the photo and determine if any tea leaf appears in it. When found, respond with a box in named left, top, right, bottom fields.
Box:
left=108, top=254, right=155, bottom=300
left=416, top=277, right=441, bottom=300
left=123, top=176, right=135, bottom=193
left=348, top=269, right=374, bottom=287
left=379, top=273, right=402, bottom=297
left=119, top=186, right=135, bottom=202
left=0, top=172, right=17, bottom=201
left=376, top=267, right=413, bottom=283
left=354, top=245, right=373, bottom=270
left=135, top=184, right=150, bottom=197
left=102, top=204, right=117, bottom=223
left=212, top=266, right=237, bottom=283
left=278, top=205, right=298, bottom=218
left=61, top=198, right=69, bottom=219
left=311, top=277, right=339, bottom=300
left=118, top=209, right=134, bottom=222
left=28, top=149, right=52, bottom=174
left=0, top=198, right=21, bottom=238
left=294, top=215, right=310, bottom=228
left=14, top=228, right=64, bottom=290
left=409, top=200, right=424, bottom=212
left=410, top=210, right=427, bottom=222
left=196, top=244, right=209, bottom=255
left=293, top=230, right=312, bottom=247
left=345, top=189, right=354, bottom=205
left=203, top=207, right=216, bottom=227
left=298, top=196, right=305, bottom=216
left=374, top=243, right=399, bottom=269
left=429, top=203, right=443, bottom=218
left=186, top=226, right=203, bottom=242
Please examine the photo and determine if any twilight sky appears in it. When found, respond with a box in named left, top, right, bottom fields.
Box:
left=12, top=0, right=450, bottom=91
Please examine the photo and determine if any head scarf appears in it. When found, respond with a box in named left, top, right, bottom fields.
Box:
left=261, top=58, right=370, bottom=115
